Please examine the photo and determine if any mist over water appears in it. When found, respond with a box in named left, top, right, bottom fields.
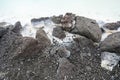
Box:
left=0, top=0, right=120, bottom=25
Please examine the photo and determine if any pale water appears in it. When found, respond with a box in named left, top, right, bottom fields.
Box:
left=0, top=0, right=120, bottom=25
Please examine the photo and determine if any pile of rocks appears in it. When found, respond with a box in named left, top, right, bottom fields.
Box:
left=0, top=13, right=120, bottom=80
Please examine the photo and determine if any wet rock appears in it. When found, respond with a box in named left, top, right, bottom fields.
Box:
left=51, top=15, right=63, bottom=24
left=12, top=21, right=22, bottom=33
left=103, top=21, right=120, bottom=30
left=36, top=29, right=51, bottom=47
left=52, top=26, right=66, bottom=39
left=31, top=17, right=49, bottom=23
left=57, top=58, right=74, bottom=80
left=100, top=32, right=120, bottom=53
left=71, top=16, right=102, bottom=42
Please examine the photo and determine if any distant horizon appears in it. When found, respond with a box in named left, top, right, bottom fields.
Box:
left=0, top=0, right=120, bottom=24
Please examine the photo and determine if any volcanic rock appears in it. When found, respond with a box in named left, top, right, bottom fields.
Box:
left=56, top=46, right=70, bottom=58
left=100, top=32, right=120, bottom=53
left=12, top=21, right=22, bottom=33
left=51, top=15, right=63, bottom=24
left=0, top=27, right=7, bottom=38
left=36, top=29, right=51, bottom=47
left=103, top=21, right=120, bottom=30
left=31, top=17, right=49, bottom=23
left=71, top=16, right=102, bottom=42
left=61, top=13, right=75, bottom=31
left=57, top=58, right=75, bottom=80
left=0, top=22, right=7, bottom=27
left=52, top=26, right=66, bottom=39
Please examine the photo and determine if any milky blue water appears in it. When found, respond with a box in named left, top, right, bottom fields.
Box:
left=0, top=0, right=120, bottom=24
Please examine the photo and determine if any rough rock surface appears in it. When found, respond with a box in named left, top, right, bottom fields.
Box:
left=55, top=46, right=70, bottom=58
left=12, top=21, right=22, bottom=33
left=0, top=31, right=38, bottom=60
left=67, top=35, right=120, bottom=80
left=51, top=13, right=102, bottom=42
left=0, top=27, right=7, bottom=38
left=0, top=22, right=7, bottom=27
left=31, top=17, right=49, bottom=23
left=61, top=13, right=75, bottom=31
left=71, top=16, right=102, bottom=42
left=51, top=15, right=63, bottom=24
left=36, top=29, right=51, bottom=47
left=56, top=58, right=75, bottom=80
left=0, top=13, right=120, bottom=80
left=52, top=26, right=66, bottom=39
left=51, top=13, right=75, bottom=31
left=103, top=21, right=120, bottom=30
left=100, top=32, right=120, bottom=53
left=0, top=31, right=120, bottom=80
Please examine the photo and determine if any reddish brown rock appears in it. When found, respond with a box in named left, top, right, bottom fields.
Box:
left=36, top=29, right=51, bottom=47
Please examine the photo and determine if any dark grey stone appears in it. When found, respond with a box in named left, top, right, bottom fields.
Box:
left=71, top=16, right=102, bottom=42
left=52, top=27, right=66, bottom=39
left=100, top=32, right=120, bottom=53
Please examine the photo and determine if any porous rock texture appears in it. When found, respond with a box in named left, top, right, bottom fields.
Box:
left=0, top=13, right=120, bottom=80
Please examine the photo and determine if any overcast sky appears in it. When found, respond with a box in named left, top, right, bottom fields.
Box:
left=0, top=0, right=120, bottom=22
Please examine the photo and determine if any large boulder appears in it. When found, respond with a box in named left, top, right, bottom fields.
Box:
left=0, top=30, right=40, bottom=59
left=51, top=13, right=75, bottom=31
left=100, top=32, right=120, bottom=53
left=71, top=16, right=102, bottom=42
left=103, top=21, right=120, bottom=30
left=52, top=26, right=66, bottom=39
